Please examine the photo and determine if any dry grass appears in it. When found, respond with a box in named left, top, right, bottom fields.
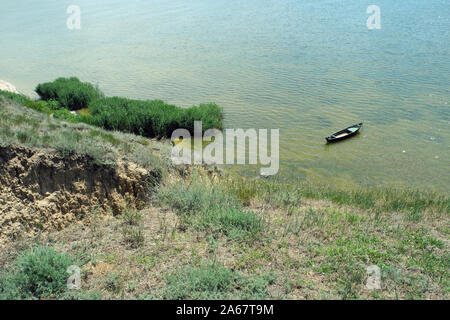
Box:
left=1, top=190, right=447, bottom=299
left=0, top=96, right=173, bottom=172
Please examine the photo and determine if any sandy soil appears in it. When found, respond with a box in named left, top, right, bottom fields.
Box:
left=0, top=145, right=155, bottom=246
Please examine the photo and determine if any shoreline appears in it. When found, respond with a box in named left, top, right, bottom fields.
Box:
left=1, top=78, right=448, bottom=192
left=0, top=85, right=448, bottom=300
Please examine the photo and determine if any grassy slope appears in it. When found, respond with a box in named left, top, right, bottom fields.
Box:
left=1, top=84, right=224, bottom=139
left=0, top=96, right=448, bottom=300
left=0, top=96, right=172, bottom=172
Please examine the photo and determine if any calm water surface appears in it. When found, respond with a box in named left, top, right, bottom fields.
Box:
left=1, top=0, right=449, bottom=191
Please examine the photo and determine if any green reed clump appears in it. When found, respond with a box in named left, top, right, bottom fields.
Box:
left=35, top=77, right=103, bottom=110
left=89, top=97, right=222, bottom=138
left=5, top=76, right=223, bottom=139
left=178, top=102, right=223, bottom=133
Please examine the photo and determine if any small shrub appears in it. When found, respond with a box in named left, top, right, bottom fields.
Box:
left=35, top=77, right=103, bottom=110
left=121, top=209, right=145, bottom=248
left=0, top=246, right=74, bottom=299
left=103, top=272, right=122, bottom=294
left=122, top=209, right=143, bottom=226
left=0, top=273, right=21, bottom=300
left=122, top=226, right=145, bottom=248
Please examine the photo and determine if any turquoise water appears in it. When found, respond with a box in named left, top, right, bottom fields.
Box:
left=1, top=0, right=449, bottom=190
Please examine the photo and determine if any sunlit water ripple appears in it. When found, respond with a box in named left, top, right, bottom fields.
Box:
left=0, top=0, right=448, bottom=191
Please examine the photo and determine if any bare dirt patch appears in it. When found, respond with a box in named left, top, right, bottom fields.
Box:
left=0, top=145, right=159, bottom=245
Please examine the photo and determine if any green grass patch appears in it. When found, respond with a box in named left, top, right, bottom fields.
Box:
left=88, top=130, right=121, bottom=146
left=156, top=178, right=264, bottom=242
left=227, top=177, right=449, bottom=215
left=157, top=178, right=240, bottom=216
left=0, top=90, right=62, bottom=115
left=0, top=90, right=29, bottom=105
left=0, top=96, right=170, bottom=174
left=77, top=108, right=91, bottom=117
left=195, top=207, right=264, bottom=242
left=0, top=246, right=75, bottom=299
left=53, top=108, right=92, bottom=124
left=160, top=262, right=275, bottom=299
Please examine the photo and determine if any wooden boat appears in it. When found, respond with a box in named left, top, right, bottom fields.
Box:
left=326, top=123, right=363, bottom=143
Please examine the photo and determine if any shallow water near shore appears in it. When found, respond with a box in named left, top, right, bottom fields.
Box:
left=0, top=0, right=449, bottom=191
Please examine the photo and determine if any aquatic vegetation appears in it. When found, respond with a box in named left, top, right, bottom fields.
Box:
left=30, top=77, right=223, bottom=138
left=35, top=77, right=104, bottom=110
left=89, top=97, right=222, bottom=138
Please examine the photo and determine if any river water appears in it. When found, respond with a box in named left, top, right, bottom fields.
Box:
left=1, top=0, right=448, bottom=191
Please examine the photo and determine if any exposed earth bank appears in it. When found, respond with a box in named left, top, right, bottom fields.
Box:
left=0, top=145, right=157, bottom=245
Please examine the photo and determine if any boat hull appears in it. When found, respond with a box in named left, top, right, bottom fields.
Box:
left=326, top=123, right=363, bottom=143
